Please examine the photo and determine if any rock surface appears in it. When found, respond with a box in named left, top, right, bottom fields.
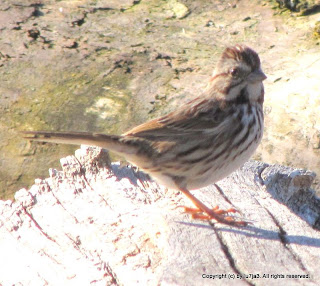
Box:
left=1, top=146, right=319, bottom=285
left=1, top=0, right=320, bottom=198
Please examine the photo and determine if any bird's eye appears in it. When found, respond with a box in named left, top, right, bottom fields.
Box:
left=230, top=67, right=240, bottom=77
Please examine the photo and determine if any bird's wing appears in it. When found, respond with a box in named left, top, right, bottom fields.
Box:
left=124, top=96, right=230, bottom=140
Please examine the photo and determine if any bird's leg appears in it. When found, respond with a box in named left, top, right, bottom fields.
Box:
left=179, top=188, right=248, bottom=227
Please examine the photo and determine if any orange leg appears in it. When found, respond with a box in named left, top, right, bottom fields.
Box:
left=179, top=188, right=248, bottom=227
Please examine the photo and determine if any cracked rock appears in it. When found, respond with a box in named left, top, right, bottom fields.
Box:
left=0, top=146, right=320, bottom=285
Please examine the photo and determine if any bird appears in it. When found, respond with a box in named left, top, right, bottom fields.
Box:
left=22, top=44, right=266, bottom=226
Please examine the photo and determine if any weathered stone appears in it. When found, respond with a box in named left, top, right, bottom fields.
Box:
left=1, top=0, right=320, bottom=207
left=0, top=146, right=319, bottom=285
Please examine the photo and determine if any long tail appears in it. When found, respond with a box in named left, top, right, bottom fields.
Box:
left=21, top=131, right=139, bottom=155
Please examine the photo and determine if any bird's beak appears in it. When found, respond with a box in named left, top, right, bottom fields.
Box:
left=248, top=68, right=267, bottom=83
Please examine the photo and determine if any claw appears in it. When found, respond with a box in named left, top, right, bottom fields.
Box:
left=178, top=188, right=249, bottom=227
left=183, top=205, right=238, bottom=216
left=191, top=213, right=212, bottom=220
left=214, top=208, right=238, bottom=215
left=182, top=204, right=248, bottom=226
left=183, top=206, right=202, bottom=214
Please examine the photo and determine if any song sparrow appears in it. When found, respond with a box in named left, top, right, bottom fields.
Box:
left=22, top=44, right=266, bottom=226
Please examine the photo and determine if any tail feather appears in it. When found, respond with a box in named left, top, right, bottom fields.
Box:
left=21, top=131, right=138, bottom=155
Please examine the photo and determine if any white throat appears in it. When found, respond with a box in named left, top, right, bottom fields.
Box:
left=247, top=82, right=264, bottom=102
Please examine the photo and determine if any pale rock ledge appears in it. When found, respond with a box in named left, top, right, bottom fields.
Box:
left=0, top=146, right=320, bottom=286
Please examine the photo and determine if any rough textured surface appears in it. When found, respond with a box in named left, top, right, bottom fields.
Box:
left=1, top=146, right=319, bottom=285
left=1, top=0, right=320, bottom=199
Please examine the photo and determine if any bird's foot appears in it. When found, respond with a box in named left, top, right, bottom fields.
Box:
left=178, top=188, right=250, bottom=227
left=183, top=206, right=249, bottom=227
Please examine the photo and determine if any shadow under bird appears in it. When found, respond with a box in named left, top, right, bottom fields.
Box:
left=22, top=44, right=267, bottom=226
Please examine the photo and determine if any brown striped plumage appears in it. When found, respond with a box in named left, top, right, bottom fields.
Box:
left=22, top=44, right=266, bottom=226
